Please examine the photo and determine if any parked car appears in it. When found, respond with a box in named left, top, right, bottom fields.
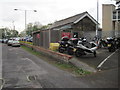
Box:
left=1, top=39, right=5, bottom=43
left=26, top=37, right=33, bottom=42
left=11, top=40, right=20, bottom=47
left=7, top=39, right=14, bottom=46
left=0, top=39, right=2, bottom=42
left=4, top=39, right=8, bottom=44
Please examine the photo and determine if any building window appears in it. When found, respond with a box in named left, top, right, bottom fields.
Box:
left=113, top=10, right=120, bottom=20
left=113, top=11, right=116, bottom=20
left=118, top=11, right=120, bottom=20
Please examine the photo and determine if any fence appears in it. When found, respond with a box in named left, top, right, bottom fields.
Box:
left=33, top=29, right=97, bottom=49
left=33, top=29, right=61, bottom=49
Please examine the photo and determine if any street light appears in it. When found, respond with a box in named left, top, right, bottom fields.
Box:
left=96, top=0, right=99, bottom=38
left=14, top=9, right=37, bottom=36
left=12, top=20, right=15, bottom=30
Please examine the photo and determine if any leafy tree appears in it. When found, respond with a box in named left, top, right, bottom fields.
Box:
left=11, top=30, right=19, bottom=37
left=0, top=28, right=18, bottom=38
left=26, top=22, right=42, bottom=36
left=0, top=28, right=5, bottom=38
left=19, top=31, right=26, bottom=37
left=0, top=28, right=10, bottom=38
left=26, top=23, right=33, bottom=36
left=25, top=22, right=53, bottom=36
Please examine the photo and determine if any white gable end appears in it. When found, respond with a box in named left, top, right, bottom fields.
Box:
left=74, top=13, right=98, bottom=25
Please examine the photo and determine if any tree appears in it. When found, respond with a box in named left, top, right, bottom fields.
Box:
left=40, top=23, right=52, bottom=30
left=19, top=30, right=26, bottom=37
left=0, top=28, right=10, bottom=38
left=10, top=30, right=19, bottom=37
left=26, top=22, right=43, bottom=36
left=26, top=23, right=33, bottom=36
left=25, top=22, right=53, bottom=36
left=0, top=27, right=19, bottom=38
left=0, top=28, right=5, bottom=38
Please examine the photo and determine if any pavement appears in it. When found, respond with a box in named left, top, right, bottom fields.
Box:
left=1, top=43, right=119, bottom=88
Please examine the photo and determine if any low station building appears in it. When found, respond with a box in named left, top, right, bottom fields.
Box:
left=33, top=11, right=99, bottom=49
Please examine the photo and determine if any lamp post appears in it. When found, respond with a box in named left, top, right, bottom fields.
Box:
left=14, top=9, right=37, bottom=36
left=12, top=20, right=15, bottom=30
left=96, top=0, right=99, bottom=38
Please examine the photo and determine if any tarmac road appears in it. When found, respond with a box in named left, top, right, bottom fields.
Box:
left=1, top=43, right=119, bottom=88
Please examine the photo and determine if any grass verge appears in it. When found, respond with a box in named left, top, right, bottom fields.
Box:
left=21, top=45, right=91, bottom=76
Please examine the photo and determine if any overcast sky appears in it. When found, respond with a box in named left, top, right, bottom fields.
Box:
left=0, top=0, right=116, bottom=33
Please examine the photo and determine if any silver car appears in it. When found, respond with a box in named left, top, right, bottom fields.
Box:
left=7, top=39, right=13, bottom=46
left=11, top=40, right=20, bottom=47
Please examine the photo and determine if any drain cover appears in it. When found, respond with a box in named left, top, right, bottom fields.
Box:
left=27, top=75, right=37, bottom=81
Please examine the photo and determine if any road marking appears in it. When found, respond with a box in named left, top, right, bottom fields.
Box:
left=21, top=58, right=37, bottom=65
left=97, top=49, right=118, bottom=70
left=21, top=58, right=44, bottom=71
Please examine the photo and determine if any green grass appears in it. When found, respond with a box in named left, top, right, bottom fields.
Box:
left=21, top=45, right=91, bottom=76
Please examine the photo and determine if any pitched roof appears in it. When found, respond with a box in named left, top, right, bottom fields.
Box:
left=50, top=11, right=98, bottom=29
